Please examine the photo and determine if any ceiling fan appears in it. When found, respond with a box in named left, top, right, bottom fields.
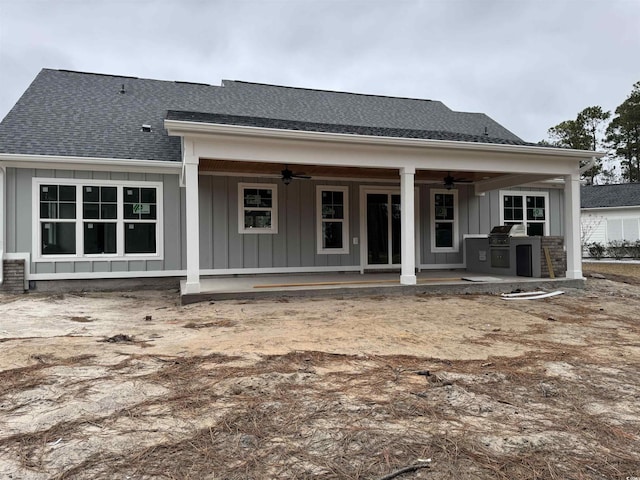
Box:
left=281, top=165, right=311, bottom=185
left=443, top=172, right=472, bottom=190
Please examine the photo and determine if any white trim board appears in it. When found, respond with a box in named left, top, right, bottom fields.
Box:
left=27, top=265, right=363, bottom=281
left=430, top=188, right=459, bottom=253
left=316, top=185, right=350, bottom=255
left=31, top=178, right=165, bottom=263
left=499, top=190, right=550, bottom=235
left=0, top=153, right=182, bottom=174
left=165, top=119, right=602, bottom=159
left=359, top=186, right=420, bottom=270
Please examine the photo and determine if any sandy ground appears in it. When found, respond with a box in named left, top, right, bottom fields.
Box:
left=1, top=264, right=639, bottom=479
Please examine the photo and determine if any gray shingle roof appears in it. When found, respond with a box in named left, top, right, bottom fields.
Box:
left=0, top=68, right=526, bottom=163
left=581, top=183, right=640, bottom=208
left=167, top=110, right=533, bottom=146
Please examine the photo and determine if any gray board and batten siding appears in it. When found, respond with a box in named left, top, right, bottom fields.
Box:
left=198, top=179, right=564, bottom=271
left=5, top=164, right=564, bottom=276
left=199, top=176, right=362, bottom=270
left=5, top=167, right=185, bottom=275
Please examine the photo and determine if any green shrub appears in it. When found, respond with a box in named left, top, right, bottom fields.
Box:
left=587, top=242, right=605, bottom=259
left=606, top=240, right=630, bottom=260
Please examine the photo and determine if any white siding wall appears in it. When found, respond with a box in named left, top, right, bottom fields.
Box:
left=582, top=207, right=640, bottom=244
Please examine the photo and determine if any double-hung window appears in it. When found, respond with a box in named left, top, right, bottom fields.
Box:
left=316, top=186, right=349, bottom=254
left=501, top=191, right=548, bottom=236
left=34, top=179, right=163, bottom=260
left=238, top=183, right=278, bottom=234
left=83, top=186, right=117, bottom=254
left=431, top=189, right=458, bottom=252
left=40, top=185, right=77, bottom=255
left=124, top=187, right=158, bottom=253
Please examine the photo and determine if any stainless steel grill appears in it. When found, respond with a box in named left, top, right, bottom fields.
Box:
left=488, top=224, right=526, bottom=246
left=488, top=224, right=527, bottom=268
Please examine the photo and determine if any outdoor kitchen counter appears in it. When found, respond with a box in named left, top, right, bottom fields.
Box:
left=465, top=236, right=542, bottom=278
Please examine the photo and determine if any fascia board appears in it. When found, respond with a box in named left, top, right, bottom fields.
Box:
left=0, top=154, right=182, bottom=173
left=164, top=119, right=604, bottom=160
left=581, top=205, right=640, bottom=211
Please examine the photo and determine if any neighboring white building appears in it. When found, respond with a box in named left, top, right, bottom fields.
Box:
left=581, top=183, right=640, bottom=247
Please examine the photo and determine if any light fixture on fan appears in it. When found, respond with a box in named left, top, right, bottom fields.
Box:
left=281, top=165, right=311, bottom=185
left=443, top=172, right=472, bottom=190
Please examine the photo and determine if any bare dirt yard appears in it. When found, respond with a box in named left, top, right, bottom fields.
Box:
left=1, top=264, right=639, bottom=480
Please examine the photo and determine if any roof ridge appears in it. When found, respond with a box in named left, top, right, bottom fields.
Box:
left=55, top=69, right=140, bottom=80
left=221, top=79, right=438, bottom=104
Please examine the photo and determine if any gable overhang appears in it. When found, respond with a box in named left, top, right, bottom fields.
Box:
left=165, top=119, right=602, bottom=192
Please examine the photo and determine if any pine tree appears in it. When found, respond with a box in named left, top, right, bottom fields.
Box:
left=606, top=81, right=640, bottom=183
left=547, top=106, right=610, bottom=184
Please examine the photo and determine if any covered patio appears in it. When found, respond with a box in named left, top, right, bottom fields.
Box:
left=164, top=109, right=598, bottom=302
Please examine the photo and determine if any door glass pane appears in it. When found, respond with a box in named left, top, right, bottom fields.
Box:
left=391, top=194, right=401, bottom=264
left=367, top=194, right=388, bottom=265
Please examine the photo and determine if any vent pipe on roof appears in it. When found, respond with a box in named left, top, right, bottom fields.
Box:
left=119, top=84, right=126, bottom=94
left=484, top=126, right=489, bottom=136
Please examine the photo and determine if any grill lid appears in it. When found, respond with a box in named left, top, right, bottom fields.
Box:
left=489, top=224, right=526, bottom=237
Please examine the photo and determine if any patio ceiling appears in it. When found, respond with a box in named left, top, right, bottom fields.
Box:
left=199, top=158, right=505, bottom=183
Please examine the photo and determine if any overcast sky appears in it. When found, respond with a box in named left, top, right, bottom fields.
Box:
left=0, top=0, right=638, bottom=142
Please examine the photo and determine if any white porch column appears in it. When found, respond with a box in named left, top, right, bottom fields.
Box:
left=564, top=173, right=583, bottom=280
left=400, top=166, right=417, bottom=285
left=183, top=153, right=201, bottom=294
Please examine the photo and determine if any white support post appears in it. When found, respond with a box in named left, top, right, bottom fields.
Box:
left=400, top=167, right=417, bottom=285
left=564, top=173, right=583, bottom=280
left=183, top=152, right=201, bottom=294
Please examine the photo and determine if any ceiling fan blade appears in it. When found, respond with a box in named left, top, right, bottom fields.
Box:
left=281, top=165, right=312, bottom=184
left=445, top=172, right=472, bottom=183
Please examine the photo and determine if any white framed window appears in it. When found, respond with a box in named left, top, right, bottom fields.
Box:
left=238, top=183, right=278, bottom=234
left=33, top=178, right=163, bottom=261
left=431, top=189, right=458, bottom=252
left=607, top=218, right=640, bottom=242
left=316, top=186, right=349, bottom=254
left=500, top=191, right=549, bottom=236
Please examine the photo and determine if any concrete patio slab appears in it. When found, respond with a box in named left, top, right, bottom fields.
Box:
left=180, top=270, right=585, bottom=304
